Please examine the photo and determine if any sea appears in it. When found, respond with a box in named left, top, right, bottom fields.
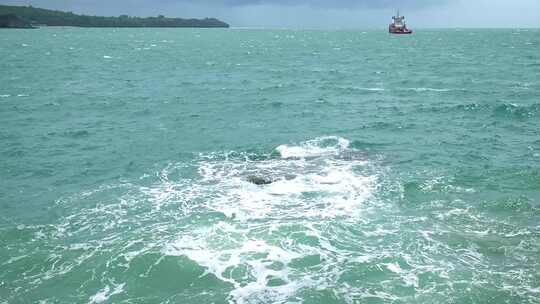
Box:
left=1, top=28, right=539, bottom=304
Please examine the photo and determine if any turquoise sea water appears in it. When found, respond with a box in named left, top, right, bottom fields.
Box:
left=1, top=28, right=539, bottom=303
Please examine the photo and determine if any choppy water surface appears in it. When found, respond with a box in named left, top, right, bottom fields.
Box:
left=1, top=28, right=540, bottom=303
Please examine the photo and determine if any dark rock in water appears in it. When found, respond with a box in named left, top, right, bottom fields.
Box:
left=340, top=149, right=368, bottom=161
left=0, top=14, right=34, bottom=28
left=247, top=175, right=273, bottom=185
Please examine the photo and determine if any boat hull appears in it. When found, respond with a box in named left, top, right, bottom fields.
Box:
left=389, top=30, right=413, bottom=34
left=389, top=21, right=413, bottom=34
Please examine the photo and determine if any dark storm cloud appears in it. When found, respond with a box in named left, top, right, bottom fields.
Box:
left=3, top=0, right=447, bottom=11
left=216, top=0, right=447, bottom=8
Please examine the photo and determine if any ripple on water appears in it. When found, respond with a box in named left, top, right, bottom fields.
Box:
left=493, top=103, right=540, bottom=119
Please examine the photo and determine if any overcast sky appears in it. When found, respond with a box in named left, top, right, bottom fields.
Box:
left=2, top=0, right=540, bottom=28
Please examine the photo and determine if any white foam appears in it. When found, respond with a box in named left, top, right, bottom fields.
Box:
left=103, top=55, right=112, bottom=59
left=403, top=272, right=419, bottom=288
left=385, top=263, right=419, bottom=288
left=88, top=283, right=125, bottom=304
left=30, top=136, right=386, bottom=303
left=276, top=136, right=350, bottom=159
left=336, top=86, right=385, bottom=92
left=163, top=232, right=302, bottom=304
left=386, top=262, right=403, bottom=274
left=193, top=146, right=374, bottom=221
left=2, top=255, right=27, bottom=266
left=157, top=137, right=378, bottom=302
left=406, top=87, right=451, bottom=92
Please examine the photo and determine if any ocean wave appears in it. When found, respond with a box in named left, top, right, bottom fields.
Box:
left=493, top=103, right=540, bottom=119
left=403, top=87, right=452, bottom=92
left=163, top=236, right=302, bottom=304
left=276, top=136, right=350, bottom=159
left=454, top=103, right=486, bottom=112
left=321, top=85, right=385, bottom=93
left=417, top=102, right=540, bottom=118
left=89, top=283, right=125, bottom=304
left=63, top=129, right=90, bottom=138
left=479, top=196, right=536, bottom=214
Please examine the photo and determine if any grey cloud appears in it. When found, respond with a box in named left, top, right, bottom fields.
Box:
left=219, top=0, right=447, bottom=8
left=3, top=0, right=448, bottom=12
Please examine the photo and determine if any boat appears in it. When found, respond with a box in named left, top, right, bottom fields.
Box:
left=389, top=10, right=413, bottom=34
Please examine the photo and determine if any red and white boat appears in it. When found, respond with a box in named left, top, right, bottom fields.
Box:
left=389, top=10, right=413, bottom=34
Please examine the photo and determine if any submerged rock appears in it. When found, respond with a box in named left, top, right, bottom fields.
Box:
left=247, top=175, right=273, bottom=185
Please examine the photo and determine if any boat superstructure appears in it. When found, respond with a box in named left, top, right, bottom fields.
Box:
left=389, top=10, right=412, bottom=34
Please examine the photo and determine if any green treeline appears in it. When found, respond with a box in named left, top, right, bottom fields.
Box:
left=0, top=5, right=229, bottom=28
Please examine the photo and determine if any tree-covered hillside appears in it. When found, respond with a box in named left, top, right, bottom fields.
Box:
left=0, top=5, right=229, bottom=28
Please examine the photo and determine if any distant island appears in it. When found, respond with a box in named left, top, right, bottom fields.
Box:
left=0, top=13, right=35, bottom=28
left=0, top=5, right=229, bottom=28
